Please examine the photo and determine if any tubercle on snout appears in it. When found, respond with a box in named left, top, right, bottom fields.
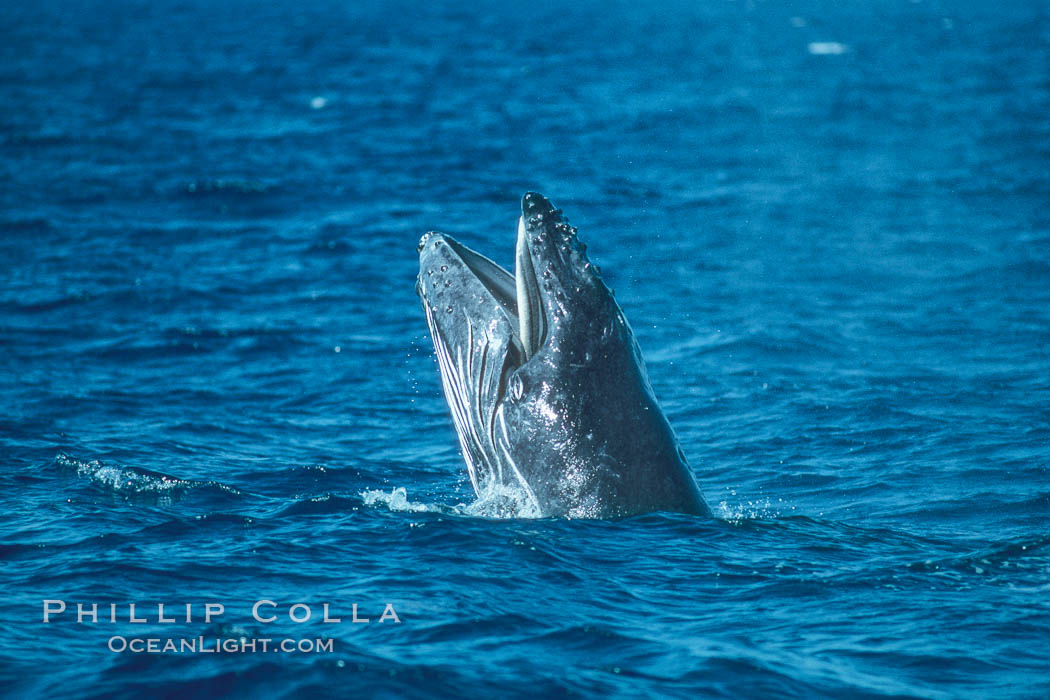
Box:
left=528, top=219, right=604, bottom=289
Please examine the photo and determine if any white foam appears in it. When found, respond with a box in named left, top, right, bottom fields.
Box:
left=359, top=483, right=542, bottom=519
left=808, top=42, right=849, bottom=55
left=310, top=96, right=328, bottom=109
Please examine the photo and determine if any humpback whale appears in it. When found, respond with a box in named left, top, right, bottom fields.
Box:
left=416, top=193, right=709, bottom=518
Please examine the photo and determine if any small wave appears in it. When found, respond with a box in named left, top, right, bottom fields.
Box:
left=182, top=178, right=275, bottom=196
left=0, top=216, right=54, bottom=235
left=276, top=494, right=360, bottom=516
left=54, top=453, right=241, bottom=503
left=906, top=534, right=1050, bottom=578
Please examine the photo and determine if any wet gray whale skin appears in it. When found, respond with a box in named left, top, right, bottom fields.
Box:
left=416, top=192, right=709, bottom=518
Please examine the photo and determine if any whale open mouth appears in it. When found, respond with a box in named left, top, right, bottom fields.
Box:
left=419, top=215, right=547, bottom=371
left=417, top=195, right=557, bottom=383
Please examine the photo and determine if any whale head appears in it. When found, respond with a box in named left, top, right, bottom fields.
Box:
left=417, top=193, right=708, bottom=518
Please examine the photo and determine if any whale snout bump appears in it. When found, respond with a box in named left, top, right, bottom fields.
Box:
left=417, top=193, right=709, bottom=519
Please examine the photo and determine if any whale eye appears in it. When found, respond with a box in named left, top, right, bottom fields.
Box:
left=509, top=374, right=524, bottom=401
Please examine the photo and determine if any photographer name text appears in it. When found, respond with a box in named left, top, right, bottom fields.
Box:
left=42, top=600, right=400, bottom=625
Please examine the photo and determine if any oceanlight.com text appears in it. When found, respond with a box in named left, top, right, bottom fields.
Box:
left=107, top=635, right=335, bottom=654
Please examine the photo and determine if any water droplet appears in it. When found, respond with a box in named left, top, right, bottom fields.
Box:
left=446, top=306, right=453, bottom=313
left=440, top=265, right=447, bottom=272
left=444, top=280, right=451, bottom=287
left=510, top=374, right=524, bottom=400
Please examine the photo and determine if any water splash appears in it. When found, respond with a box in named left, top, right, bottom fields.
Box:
left=716, top=496, right=791, bottom=524
left=359, top=486, right=437, bottom=513
left=461, top=481, right=542, bottom=519
left=359, top=483, right=542, bottom=519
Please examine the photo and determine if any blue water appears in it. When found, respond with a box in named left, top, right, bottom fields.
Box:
left=3, top=0, right=1049, bottom=696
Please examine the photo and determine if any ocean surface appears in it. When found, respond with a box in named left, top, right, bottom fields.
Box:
left=3, top=0, right=1049, bottom=696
